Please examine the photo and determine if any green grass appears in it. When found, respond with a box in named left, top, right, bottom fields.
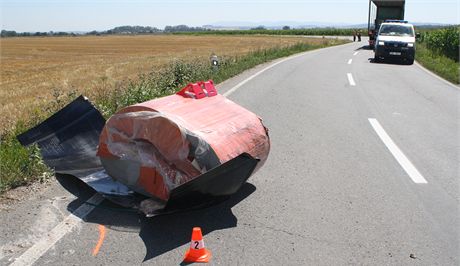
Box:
left=0, top=127, right=52, bottom=193
left=0, top=39, right=349, bottom=194
left=416, top=43, right=460, bottom=84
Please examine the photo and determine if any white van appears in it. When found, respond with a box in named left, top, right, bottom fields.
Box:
left=374, top=21, right=416, bottom=64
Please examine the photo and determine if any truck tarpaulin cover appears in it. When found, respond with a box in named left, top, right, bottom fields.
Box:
left=97, top=80, right=270, bottom=202
left=17, top=80, right=270, bottom=215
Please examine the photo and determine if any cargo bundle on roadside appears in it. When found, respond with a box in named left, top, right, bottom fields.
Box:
left=17, top=80, right=270, bottom=216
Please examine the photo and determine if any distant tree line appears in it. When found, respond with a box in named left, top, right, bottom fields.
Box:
left=1, top=25, right=211, bottom=37
left=105, top=25, right=162, bottom=34
left=84, top=25, right=209, bottom=35
left=176, top=28, right=362, bottom=36
left=164, top=25, right=209, bottom=33
left=250, top=26, right=267, bottom=30
left=1, top=30, right=77, bottom=37
left=3, top=24, right=454, bottom=38
left=79, top=25, right=163, bottom=36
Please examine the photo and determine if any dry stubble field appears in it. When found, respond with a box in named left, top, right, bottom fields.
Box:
left=1, top=34, right=324, bottom=134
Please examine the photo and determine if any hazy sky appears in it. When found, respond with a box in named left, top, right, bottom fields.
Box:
left=1, top=0, right=459, bottom=32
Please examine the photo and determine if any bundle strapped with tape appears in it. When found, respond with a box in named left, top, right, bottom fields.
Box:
left=17, top=79, right=270, bottom=215
left=97, top=80, right=270, bottom=206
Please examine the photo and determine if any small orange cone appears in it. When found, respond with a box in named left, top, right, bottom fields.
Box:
left=183, top=227, right=212, bottom=263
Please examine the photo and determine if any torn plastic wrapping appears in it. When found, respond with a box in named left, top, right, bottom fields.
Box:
left=97, top=85, right=270, bottom=203
left=16, top=80, right=270, bottom=215
left=16, top=96, right=133, bottom=201
left=98, top=111, right=221, bottom=201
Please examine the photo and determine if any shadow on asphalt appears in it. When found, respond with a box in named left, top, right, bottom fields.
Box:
left=354, top=44, right=371, bottom=50
left=139, top=182, right=256, bottom=262
left=60, top=175, right=256, bottom=262
left=56, top=174, right=98, bottom=210
left=368, top=57, right=413, bottom=65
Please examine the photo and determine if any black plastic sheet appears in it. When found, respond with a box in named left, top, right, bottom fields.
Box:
left=17, top=95, right=260, bottom=216
left=17, top=96, right=132, bottom=197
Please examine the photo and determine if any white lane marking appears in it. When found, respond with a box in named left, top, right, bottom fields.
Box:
left=222, top=42, right=355, bottom=97
left=353, top=51, right=359, bottom=56
left=368, top=118, right=428, bottom=184
left=348, top=59, right=353, bottom=65
left=414, top=61, right=460, bottom=90
left=223, top=54, right=303, bottom=97
left=347, top=73, right=356, bottom=86
left=10, top=194, right=104, bottom=266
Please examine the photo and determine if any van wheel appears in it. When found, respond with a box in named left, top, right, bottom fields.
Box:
left=407, top=58, right=414, bottom=65
left=374, top=55, right=380, bottom=63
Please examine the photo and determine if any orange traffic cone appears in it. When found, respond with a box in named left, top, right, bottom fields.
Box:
left=183, top=227, right=212, bottom=263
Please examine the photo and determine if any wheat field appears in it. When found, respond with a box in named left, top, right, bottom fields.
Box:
left=0, top=34, right=324, bottom=134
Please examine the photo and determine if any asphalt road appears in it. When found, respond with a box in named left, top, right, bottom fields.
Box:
left=1, top=40, right=459, bottom=265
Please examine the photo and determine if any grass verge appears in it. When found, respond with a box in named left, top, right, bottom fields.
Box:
left=0, top=127, right=52, bottom=193
left=416, top=43, right=459, bottom=85
left=0, top=38, right=349, bottom=194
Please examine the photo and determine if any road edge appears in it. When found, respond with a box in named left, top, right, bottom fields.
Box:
left=414, top=61, right=460, bottom=90
left=217, top=41, right=355, bottom=95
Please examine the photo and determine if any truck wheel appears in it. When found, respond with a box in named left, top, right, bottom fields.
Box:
left=374, top=54, right=380, bottom=63
left=407, top=58, right=414, bottom=65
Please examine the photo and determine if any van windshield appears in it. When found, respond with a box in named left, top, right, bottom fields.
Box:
left=379, top=24, right=414, bottom=37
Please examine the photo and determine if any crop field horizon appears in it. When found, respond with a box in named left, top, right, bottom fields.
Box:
left=0, top=34, right=328, bottom=135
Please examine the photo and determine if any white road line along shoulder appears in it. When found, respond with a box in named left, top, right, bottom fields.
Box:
left=222, top=43, right=353, bottom=97
left=347, top=73, right=356, bottom=86
left=223, top=56, right=293, bottom=97
left=347, top=59, right=352, bottom=65
left=368, top=118, right=428, bottom=184
left=414, top=61, right=460, bottom=90
left=222, top=52, right=307, bottom=97
left=10, top=194, right=104, bottom=266
left=353, top=51, right=359, bottom=56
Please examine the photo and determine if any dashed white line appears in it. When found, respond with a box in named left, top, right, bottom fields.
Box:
left=10, top=194, right=104, bottom=266
left=222, top=43, right=352, bottom=97
left=348, top=59, right=353, bottom=64
left=347, top=73, right=356, bottom=86
left=353, top=51, right=359, bottom=56
left=368, top=118, right=428, bottom=184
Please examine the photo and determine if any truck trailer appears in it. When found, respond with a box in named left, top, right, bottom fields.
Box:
left=368, top=0, right=405, bottom=48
